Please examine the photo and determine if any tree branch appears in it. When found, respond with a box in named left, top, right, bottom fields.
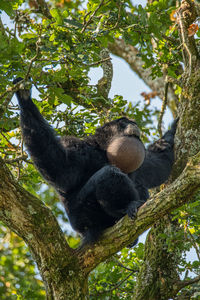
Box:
left=177, top=0, right=200, bottom=74
left=0, top=157, right=84, bottom=298
left=81, top=0, right=105, bottom=33
left=173, top=274, right=200, bottom=295
left=78, top=152, right=200, bottom=274
left=108, top=39, right=179, bottom=114
left=97, top=48, right=113, bottom=98
left=158, top=81, right=169, bottom=137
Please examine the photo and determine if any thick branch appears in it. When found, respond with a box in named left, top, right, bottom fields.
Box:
left=78, top=152, right=200, bottom=274
left=0, top=158, right=85, bottom=299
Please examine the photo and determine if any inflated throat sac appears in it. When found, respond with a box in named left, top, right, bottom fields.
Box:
left=107, top=136, right=145, bottom=174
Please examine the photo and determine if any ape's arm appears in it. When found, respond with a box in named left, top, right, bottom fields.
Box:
left=14, top=78, right=69, bottom=192
left=134, top=119, right=178, bottom=189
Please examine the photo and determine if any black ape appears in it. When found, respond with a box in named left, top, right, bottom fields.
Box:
left=14, top=78, right=177, bottom=245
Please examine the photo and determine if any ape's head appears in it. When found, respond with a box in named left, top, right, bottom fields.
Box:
left=93, top=117, right=145, bottom=173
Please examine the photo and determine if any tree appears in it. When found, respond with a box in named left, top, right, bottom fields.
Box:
left=0, top=0, right=200, bottom=299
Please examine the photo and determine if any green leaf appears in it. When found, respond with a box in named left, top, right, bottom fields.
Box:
left=0, top=1, right=14, bottom=16
left=60, top=94, right=73, bottom=105
left=50, top=8, right=63, bottom=24
left=64, top=18, right=83, bottom=28
left=21, top=33, right=38, bottom=40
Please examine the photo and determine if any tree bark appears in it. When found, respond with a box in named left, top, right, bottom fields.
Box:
left=1, top=2, right=200, bottom=299
left=0, top=158, right=88, bottom=299
left=133, top=1, right=200, bottom=298
left=134, top=217, right=180, bottom=300
left=134, top=71, right=200, bottom=299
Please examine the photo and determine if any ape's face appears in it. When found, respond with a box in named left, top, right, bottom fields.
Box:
left=118, top=118, right=140, bottom=138
left=103, top=118, right=145, bottom=173
left=94, top=117, right=141, bottom=150
left=103, top=117, right=140, bottom=137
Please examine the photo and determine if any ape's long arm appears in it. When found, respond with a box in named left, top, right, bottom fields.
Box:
left=14, top=79, right=69, bottom=192
left=134, top=119, right=178, bottom=189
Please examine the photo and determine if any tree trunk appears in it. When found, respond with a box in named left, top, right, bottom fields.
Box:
left=132, top=1, right=200, bottom=298
left=43, top=273, right=88, bottom=300
left=134, top=218, right=180, bottom=300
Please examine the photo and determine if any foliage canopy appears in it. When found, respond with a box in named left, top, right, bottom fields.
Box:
left=0, top=0, right=200, bottom=299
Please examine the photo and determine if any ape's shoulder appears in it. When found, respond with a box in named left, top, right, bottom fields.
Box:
left=60, top=136, right=107, bottom=164
left=60, top=136, right=84, bottom=149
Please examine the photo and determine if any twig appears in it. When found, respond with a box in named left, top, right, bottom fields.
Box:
left=158, top=81, right=169, bottom=137
left=110, top=2, right=121, bottom=30
left=0, top=17, right=15, bottom=37
left=4, top=155, right=28, bottom=164
left=179, top=14, right=192, bottom=72
left=0, top=132, right=18, bottom=150
left=91, top=271, right=135, bottom=297
left=113, top=258, right=138, bottom=272
left=166, top=75, right=182, bottom=87
left=0, top=18, right=8, bottom=39
left=83, top=10, right=92, bottom=25
left=94, top=16, right=103, bottom=34
left=25, top=38, right=41, bottom=80
left=88, top=57, right=111, bottom=67
left=0, top=38, right=40, bottom=107
left=161, top=34, right=177, bottom=44
left=0, top=92, right=14, bottom=119
left=108, top=271, right=135, bottom=290
left=36, top=56, right=111, bottom=67
left=81, top=0, right=105, bottom=33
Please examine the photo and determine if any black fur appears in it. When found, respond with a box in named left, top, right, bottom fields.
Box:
left=13, top=78, right=177, bottom=245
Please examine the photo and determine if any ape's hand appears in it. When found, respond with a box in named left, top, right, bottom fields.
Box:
left=13, top=77, right=32, bottom=102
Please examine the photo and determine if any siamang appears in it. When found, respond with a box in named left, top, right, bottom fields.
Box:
left=13, top=78, right=177, bottom=245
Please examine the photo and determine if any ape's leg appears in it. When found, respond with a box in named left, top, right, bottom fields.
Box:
left=77, top=165, right=143, bottom=220
left=75, top=165, right=143, bottom=246
left=96, top=166, right=145, bottom=218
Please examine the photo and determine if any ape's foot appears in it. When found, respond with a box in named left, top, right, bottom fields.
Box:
left=126, top=200, right=145, bottom=219
left=126, top=201, right=139, bottom=219
left=13, top=77, right=32, bottom=101
left=77, top=228, right=103, bottom=250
